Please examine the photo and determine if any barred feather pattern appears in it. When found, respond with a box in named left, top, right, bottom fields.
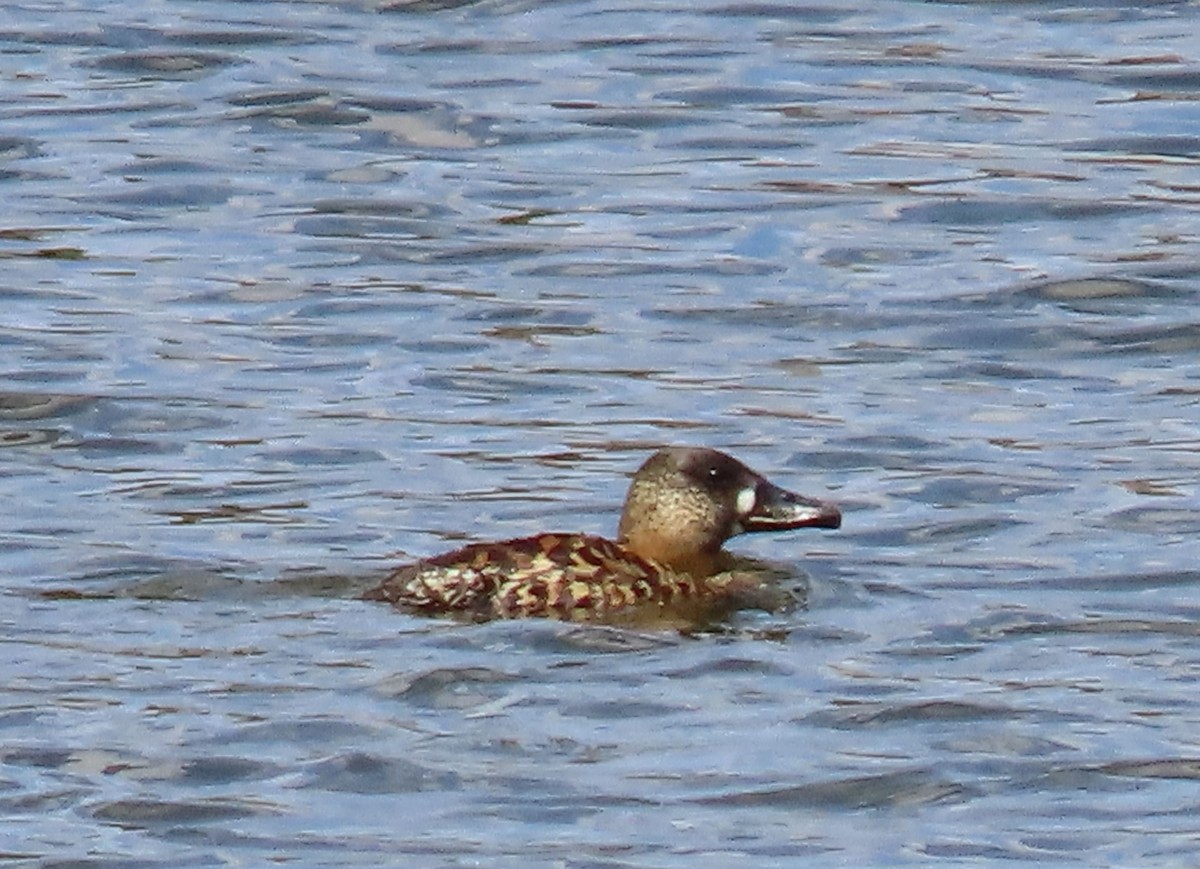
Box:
left=364, top=533, right=706, bottom=621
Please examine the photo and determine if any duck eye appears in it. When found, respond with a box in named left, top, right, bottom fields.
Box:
left=688, top=456, right=734, bottom=489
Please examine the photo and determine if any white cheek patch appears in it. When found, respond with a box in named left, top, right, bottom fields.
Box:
left=735, top=486, right=757, bottom=517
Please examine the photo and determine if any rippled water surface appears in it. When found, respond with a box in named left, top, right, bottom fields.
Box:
left=3, top=0, right=1200, bottom=864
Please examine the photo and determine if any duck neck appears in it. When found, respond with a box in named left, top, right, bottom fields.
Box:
left=619, top=528, right=728, bottom=578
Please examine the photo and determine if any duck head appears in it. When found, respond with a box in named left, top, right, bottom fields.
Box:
left=616, top=446, right=841, bottom=577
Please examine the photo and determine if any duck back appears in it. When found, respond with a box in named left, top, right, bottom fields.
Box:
left=365, top=532, right=704, bottom=621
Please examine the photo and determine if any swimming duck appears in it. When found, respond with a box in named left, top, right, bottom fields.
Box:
left=363, top=446, right=841, bottom=625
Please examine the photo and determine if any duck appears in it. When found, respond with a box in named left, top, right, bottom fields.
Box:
left=363, top=446, right=841, bottom=625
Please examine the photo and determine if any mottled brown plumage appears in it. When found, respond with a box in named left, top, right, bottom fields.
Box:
left=369, top=533, right=703, bottom=622
left=364, top=447, right=841, bottom=625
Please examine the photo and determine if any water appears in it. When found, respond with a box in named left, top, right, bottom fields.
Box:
left=2, top=0, right=1200, bottom=864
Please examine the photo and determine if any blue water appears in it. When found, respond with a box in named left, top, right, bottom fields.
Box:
left=2, top=0, right=1200, bottom=864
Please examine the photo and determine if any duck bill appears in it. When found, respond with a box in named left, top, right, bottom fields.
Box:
left=742, top=482, right=842, bottom=531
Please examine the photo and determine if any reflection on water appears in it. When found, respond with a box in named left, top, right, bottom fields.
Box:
left=2, top=0, right=1200, bottom=864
